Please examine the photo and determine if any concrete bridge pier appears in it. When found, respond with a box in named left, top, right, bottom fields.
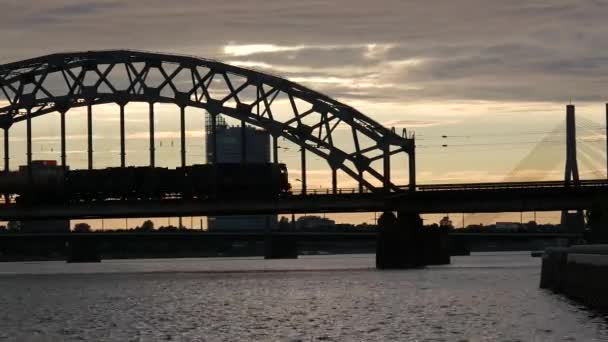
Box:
left=66, top=236, right=101, bottom=263
left=376, top=211, right=450, bottom=269
left=586, top=203, right=608, bottom=243
left=376, top=211, right=423, bottom=268
left=422, top=226, right=451, bottom=265
left=264, top=235, right=298, bottom=259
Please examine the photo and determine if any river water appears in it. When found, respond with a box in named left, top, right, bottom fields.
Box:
left=0, top=252, right=607, bottom=341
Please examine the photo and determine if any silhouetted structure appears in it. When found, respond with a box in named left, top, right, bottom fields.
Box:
left=206, top=120, right=277, bottom=232
left=561, top=104, right=585, bottom=232
left=2, top=51, right=608, bottom=267
left=296, top=216, right=336, bottom=230
left=0, top=50, right=415, bottom=193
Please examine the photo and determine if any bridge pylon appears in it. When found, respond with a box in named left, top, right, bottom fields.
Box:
left=561, top=104, right=585, bottom=232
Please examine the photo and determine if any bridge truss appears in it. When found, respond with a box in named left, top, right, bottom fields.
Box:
left=0, top=50, right=414, bottom=192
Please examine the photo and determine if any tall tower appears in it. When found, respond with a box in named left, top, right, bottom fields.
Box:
left=561, top=104, right=585, bottom=232
left=564, top=104, right=580, bottom=185
left=205, top=114, right=276, bottom=232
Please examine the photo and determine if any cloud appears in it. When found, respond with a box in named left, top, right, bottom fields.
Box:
left=45, top=2, right=120, bottom=16
left=126, top=130, right=204, bottom=140
left=413, top=168, right=566, bottom=184
left=3, top=1, right=608, bottom=105
left=382, top=119, right=460, bottom=128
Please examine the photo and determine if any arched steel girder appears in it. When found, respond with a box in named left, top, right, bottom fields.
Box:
left=0, top=50, right=415, bottom=192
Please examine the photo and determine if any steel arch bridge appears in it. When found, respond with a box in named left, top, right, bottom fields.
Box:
left=0, top=50, right=415, bottom=192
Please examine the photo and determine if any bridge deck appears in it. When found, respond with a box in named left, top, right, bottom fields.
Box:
left=0, top=231, right=582, bottom=240
left=0, top=180, right=607, bottom=220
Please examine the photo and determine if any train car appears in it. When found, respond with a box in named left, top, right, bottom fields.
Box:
left=0, top=161, right=66, bottom=203
left=66, top=169, right=98, bottom=200
left=101, top=167, right=138, bottom=199
left=1, top=161, right=291, bottom=203
left=216, top=163, right=290, bottom=198
left=178, top=164, right=214, bottom=198
left=131, top=167, right=168, bottom=199
left=181, top=163, right=290, bottom=199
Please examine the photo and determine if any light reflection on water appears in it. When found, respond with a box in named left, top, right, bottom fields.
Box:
left=0, top=252, right=607, bottom=341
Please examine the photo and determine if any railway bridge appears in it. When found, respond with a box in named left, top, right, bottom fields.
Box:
left=1, top=50, right=607, bottom=268
left=0, top=50, right=414, bottom=193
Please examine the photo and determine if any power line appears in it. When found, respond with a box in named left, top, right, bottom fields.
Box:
left=418, top=139, right=565, bottom=149
left=418, top=130, right=568, bottom=140
left=417, top=145, right=545, bottom=154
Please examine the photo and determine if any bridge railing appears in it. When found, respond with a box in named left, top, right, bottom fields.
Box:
left=292, top=180, right=608, bottom=196
left=410, top=179, right=608, bottom=192
left=1, top=180, right=608, bottom=207
left=289, top=187, right=376, bottom=196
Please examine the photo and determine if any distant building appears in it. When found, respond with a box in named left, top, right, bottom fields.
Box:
left=495, top=222, right=520, bottom=232
left=19, top=220, right=70, bottom=233
left=206, top=123, right=270, bottom=164
left=439, top=216, right=453, bottom=228
left=296, top=215, right=336, bottom=230
left=206, top=116, right=277, bottom=231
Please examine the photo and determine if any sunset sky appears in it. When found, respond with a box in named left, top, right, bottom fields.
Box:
left=1, top=0, right=608, bottom=227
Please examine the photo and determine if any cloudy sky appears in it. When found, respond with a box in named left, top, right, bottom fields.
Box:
left=1, top=0, right=608, bottom=226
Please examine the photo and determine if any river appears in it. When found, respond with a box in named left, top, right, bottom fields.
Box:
left=0, top=252, right=607, bottom=341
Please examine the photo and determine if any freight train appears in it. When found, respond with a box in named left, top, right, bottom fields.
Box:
left=0, top=161, right=291, bottom=203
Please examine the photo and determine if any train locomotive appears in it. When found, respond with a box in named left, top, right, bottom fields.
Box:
left=0, top=161, right=291, bottom=203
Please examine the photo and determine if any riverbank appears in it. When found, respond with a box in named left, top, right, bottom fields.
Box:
left=541, top=245, right=608, bottom=310
left=0, top=231, right=576, bottom=262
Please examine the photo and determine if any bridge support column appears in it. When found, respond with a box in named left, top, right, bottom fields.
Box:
left=383, top=146, right=390, bottom=192
left=149, top=102, right=155, bottom=167
left=180, top=106, right=186, bottom=167
left=210, top=113, right=217, bottom=164
left=301, top=147, right=307, bottom=194
left=3, top=127, right=8, bottom=172
left=409, top=145, right=416, bottom=191
left=332, top=168, right=337, bottom=194
left=264, top=217, right=298, bottom=260
left=264, top=213, right=297, bottom=259
left=272, top=135, right=278, bottom=164
left=241, top=120, right=247, bottom=163
left=26, top=108, right=32, bottom=167
left=562, top=104, right=584, bottom=232
left=120, top=104, right=126, bottom=168
left=585, top=202, right=608, bottom=243
left=358, top=171, right=364, bottom=193
left=376, top=211, right=449, bottom=269
left=264, top=235, right=299, bottom=259
left=376, top=212, right=422, bottom=269
left=60, top=110, right=66, bottom=169
left=3, top=127, right=8, bottom=203
left=87, top=104, right=93, bottom=170
left=67, top=235, right=101, bottom=263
